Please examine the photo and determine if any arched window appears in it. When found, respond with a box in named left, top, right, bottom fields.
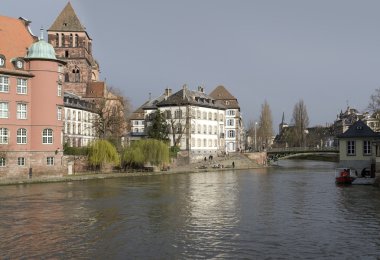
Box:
left=42, top=128, right=53, bottom=144
left=17, top=128, right=27, bottom=144
left=55, top=33, right=59, bottom=47
left=208, top=112, right=212, bottom=120
left=69, top=34, right=73, bottom=47
left=61, top=33, right=65, bottom=47
left=64, top=73, right=69, bottom=82
left=75, top=34, right=79, bottom=47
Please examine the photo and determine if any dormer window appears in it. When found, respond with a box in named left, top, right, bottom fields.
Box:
left=0, top=55, right=5, bottom=67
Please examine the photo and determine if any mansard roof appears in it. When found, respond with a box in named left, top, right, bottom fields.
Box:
left=209, top=85, right=240, bottom=109
left=48, top=2, right=86, bottom=32
left=337, top=120, right=379, bottom=139
left=0, top=16, right=36, bottom=69
left=157, top=87, right=225, bottom=110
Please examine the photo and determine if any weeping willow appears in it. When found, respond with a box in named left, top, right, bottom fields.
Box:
left=123, top=139, right=169, bottom=167
left=88, top=139, right=120, bottom=168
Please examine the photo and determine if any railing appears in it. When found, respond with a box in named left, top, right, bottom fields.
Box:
left=267, top=147, right=338, bottom=153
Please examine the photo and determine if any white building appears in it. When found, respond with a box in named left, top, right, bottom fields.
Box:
left=145, top=85, right=226, bottom=160
left=64, top=92, right=97, bottom=147
left=209, top=85, right=244, bottom=152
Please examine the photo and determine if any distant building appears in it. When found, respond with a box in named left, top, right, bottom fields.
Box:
left=0, top=16, right=66, bottom=177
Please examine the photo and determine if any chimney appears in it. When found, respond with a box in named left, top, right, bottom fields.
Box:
left=182, top=84, right=187, bottom=100
left=165, top=88, right=172, bottom=97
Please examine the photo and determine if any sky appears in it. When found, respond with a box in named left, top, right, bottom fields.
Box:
left=3, top=0, right=380, bottom=131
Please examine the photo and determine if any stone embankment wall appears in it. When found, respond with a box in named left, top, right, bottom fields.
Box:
left=244, top=152, right=267, bottom=166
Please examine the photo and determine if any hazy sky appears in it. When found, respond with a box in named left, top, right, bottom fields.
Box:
left=3, top=0, right=380, bottom=131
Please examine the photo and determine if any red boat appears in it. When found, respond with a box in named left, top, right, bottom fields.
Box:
left=335, top=168, right=355, bottom=185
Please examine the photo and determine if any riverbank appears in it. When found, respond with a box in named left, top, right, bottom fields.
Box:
left=0, top=164, right=262, bottom=186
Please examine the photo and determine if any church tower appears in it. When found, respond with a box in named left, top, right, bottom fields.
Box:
left=47, top=2, right=100, bottom=97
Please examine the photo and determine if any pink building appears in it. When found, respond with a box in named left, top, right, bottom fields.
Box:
left=0, top=16, right=66, bottom=178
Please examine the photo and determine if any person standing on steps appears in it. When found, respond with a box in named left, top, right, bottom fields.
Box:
left=232, top=161, right=235, bottom=168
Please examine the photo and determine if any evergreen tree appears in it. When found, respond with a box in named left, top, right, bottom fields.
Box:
left=147, top=110, right=169, bottom=142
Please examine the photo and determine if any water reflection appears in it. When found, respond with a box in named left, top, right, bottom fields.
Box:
left=1, top=161, right=380, bottom=258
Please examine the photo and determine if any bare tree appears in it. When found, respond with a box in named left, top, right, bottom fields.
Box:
left=369, top=88, right=380, bottom=112
left=292, top=99, right=309, bottom=147
left=166, top=107, right=189, bottom=148
left=91, top=87, right=130, bottom=147
left=257, top=100, right=273, bottom=149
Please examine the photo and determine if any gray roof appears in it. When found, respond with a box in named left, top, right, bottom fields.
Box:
left=48, top=2, right=86, bottom=32
left=337, top=120, right=379, bottom=138
left=156, top=87, right=225, bottom=110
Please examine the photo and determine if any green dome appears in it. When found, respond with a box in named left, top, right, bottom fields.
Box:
left=26, top=39, right=57, bottom=60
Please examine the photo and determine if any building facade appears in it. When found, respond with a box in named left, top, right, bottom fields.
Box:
left=64, top=92, right=98, bottom=147
left=0, top=16, right=66, bottom=178
left=209, top=85, right=244, bottom=152
left=142, top=86, right=226, bottom=161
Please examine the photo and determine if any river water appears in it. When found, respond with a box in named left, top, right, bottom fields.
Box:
left=1, top=160, right=380, bottom=259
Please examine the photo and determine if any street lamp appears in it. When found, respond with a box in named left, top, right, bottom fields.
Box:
left=254, top=121, right=257, bottom=151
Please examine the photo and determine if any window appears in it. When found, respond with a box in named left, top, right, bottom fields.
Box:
left=227, top=130, right=236, bottom=138
left=57, top=107, right=62, bottom=120
left=227, top=110, right=236, bottom=116
left=191, top=124, right=195, bottom=134
left=166, top=110, right=172, bottom=119
left=0, top=157, right=5, bottom=167
left=208, top=112, right=212, bottom=120
left=197, top=125, right=201, bottom=134
left=203, top=125, right=206, bottom=134
left=61, top=33, right=65, bottom=47
left=47, top=157, right=54, bottom=166
left=347, top=140, right=355, bottom=156
left=17, top=128, right=27, bottom=144
left=18, top=157, right=25, bottom=166
left=0, top=102, right=9, bottom=118
left=214, top=113, right=217, bottom=121
left=0, top=76, right=9, bottom=92
left=42, top=128, right=53, bottom=144
left=17, top=103, right=27, bottom=119
left=17, top=78, right=27, bottom=94
left=175, top=109, right=182, bottom=119
left=58, top=84, right=62, bottom=96
left=364, top=140, right=371, bottom=155
left=0, top=128, right=8, bottom=144
left=227, top=119, right=235, bottom=126
left=55, top=33, right=59, bottom=47
left=219, top=114, right=224, bottom=122
left=202, top=112, right=207, bottom=120
left=208, top=126, right=212, bottom=134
